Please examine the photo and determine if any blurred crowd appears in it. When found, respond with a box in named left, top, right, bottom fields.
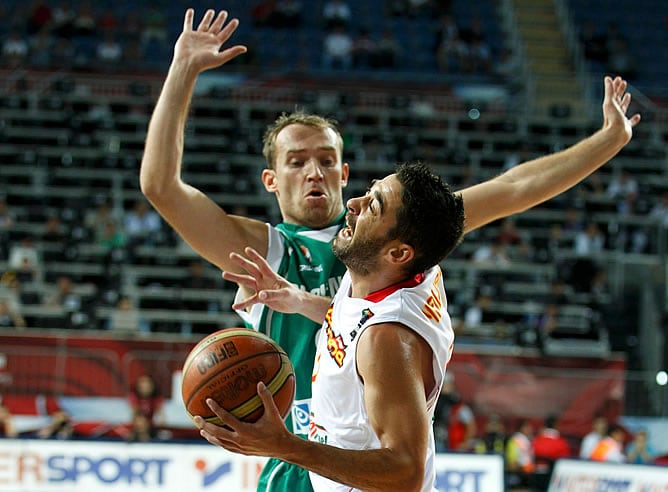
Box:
left=431, top=374, right=665, bottom=490
left=0, top=0, right=515, bottom=79
left=0, top=374, right=168, bottom=442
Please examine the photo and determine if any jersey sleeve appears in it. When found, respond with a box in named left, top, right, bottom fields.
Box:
left=233, top=223, right=285, bottom=328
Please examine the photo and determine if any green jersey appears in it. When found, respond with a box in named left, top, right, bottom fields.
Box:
left=235, top=213, right=347, bottom=437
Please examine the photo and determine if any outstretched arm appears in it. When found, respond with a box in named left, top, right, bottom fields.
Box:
left=460, top=75, right=641, bottom=233
left=223, top=247, right=331, bottom=323
left=140, top=9, right=267, bottom=272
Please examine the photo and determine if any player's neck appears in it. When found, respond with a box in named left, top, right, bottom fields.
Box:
left=348, top=268, right=408, bottom=299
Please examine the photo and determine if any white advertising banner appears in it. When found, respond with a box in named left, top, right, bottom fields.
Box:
left=549, top=458, right=668, bottom=492
left=0, top=439, right=267, bottom=492
left=433, top=453, right=504, bottom=492
left=0, top=439, right=504, bottom=492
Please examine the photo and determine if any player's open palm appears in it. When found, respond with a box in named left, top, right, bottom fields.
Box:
left=602, top=75, right=641, bottom=145
left=224, top=247, right=303, bottom=314
left=174, top=9, right=246, bottom=73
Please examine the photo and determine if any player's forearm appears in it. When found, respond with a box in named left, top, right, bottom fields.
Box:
left=499, top=125, right=630, bottom=212
left=279, top=435, right=425, bottom=492
left=140, top=61, right=199, bottom=200
left=294, top=290, right=331, bottom=323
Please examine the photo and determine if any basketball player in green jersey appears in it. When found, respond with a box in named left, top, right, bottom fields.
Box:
left=140, top=8, right=639, bottom=492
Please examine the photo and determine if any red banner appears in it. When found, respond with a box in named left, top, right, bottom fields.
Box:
left=0, top=332, right=625, bottom=439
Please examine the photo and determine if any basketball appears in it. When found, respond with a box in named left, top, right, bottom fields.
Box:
left=181, top=328, right=295, bottom=425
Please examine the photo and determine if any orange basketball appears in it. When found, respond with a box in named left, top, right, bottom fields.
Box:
left=181, top=328, right=295, bottom=424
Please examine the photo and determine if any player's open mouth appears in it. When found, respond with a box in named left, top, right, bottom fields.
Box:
left=341, top=226, right=353, bottom=238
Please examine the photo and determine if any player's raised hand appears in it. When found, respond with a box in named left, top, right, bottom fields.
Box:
left=224, top=247, right=304, bottom=314
left=173, top=8, right=246, bottom=73
left=602, top=75, right=641, bottom=145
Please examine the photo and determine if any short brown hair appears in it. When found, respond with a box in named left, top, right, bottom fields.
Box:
left=262, top=111, right=343, bottom=169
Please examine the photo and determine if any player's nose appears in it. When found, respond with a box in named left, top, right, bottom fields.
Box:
left=305, top=158, right=324, bottom=180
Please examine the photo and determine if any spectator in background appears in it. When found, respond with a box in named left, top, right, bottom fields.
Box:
left=580, top=20, right=608, bottom=65
left=590, top=423, right=626, bottom=462
left=607, top=37, right=637, bottom=80
left=41, top=215, right=69, bottom=262
left=124, top=199, right=162, bottom=252
left=457, top=16, right=489, bottom=73
left=8, top=235, right=42, bottom=283
left=45, top=275, right=81, bottom=310
left=122, top=10, right=143, bottom=43
left=351, top=28, right=377, bottom=69
left=472, top=238, right=511, bottom=266
left=85, top=197, right=121, bottom=242
left=462, top=289, right=494, bottom=332
left=374, top=28, right=402, bottom=69
left=574, top=221, right=605, bottom=256
left=252, top=0, right=278, bottom=27
left=126, top=413, right=156, bottom=442
left=182, top=259, right=217, bottom=292
left=0, top=197, right=16, bottom=258
left=532, top=415, right=571, bottom=467
left=96, top=30, right=123, bottom=67
left=571, top=221, right=605, bottom=293
left=533, top=222, right=566, bottom=263
left=273, top=0, right=303, bottom=28
left=140, top=7, right=167, bottom=47
left=562, top=207, right=585, bottom=235
left=179, top=259, right=219, bottom=334
left=625, top=428, right=655, bottom=464
left=99, top=220, right=126, bottom=252
left=97, top=7, right=119, bottom=33
left=580, top=415, right=608, bottom=459
left=41, top=215, right=67, bottom=244
left=38, top=410, right=77, bottom=440
left=321, top=25, right=353, bottom=70
left=51, top=37, right=75, bottom=69
left=0, top=404, right=17, bottom=438
left=128, top=374, right=164, bottom=428
left=26, top=0, right=53, bottom=35
left=0, top=272, right=24, bottom=313
left=51, top=1, right=77, bottom=38
left=106, top=296, right=147, bottom=335
left=534, top=302, right=560, bottom=344
left=576, top=172, right=606, bottom=205
left=1, top=28, right=29, bottom=68
left=607, top=169, right=638, bottom=204
left=495, top=218, right=524, bottom=247
left=323, top=0, right=351, bottom=29
left=506, top=419, right=535, bottom=490
left=435, top=14, right=462, bottom=72
left=474, top=414, right=506, bottom=455
left=494, top=47, right=520, bottom=82
left=405, top=0, right=437, bottom=17
left=0, top=298, right=26, bottom=329
left=433, top=373, right=477, bottom=451
left=649, top=192, right=668, bottom=228
left=43, top=275, right=87, bottom=329
left=72, top=0, right=96, bottom=37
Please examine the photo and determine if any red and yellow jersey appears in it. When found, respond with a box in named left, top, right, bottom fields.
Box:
left=309, top=265, right=454, bottom=492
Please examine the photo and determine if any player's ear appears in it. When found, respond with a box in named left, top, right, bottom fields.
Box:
left=262, top=169, right=278, bottom=193
left=385, top=242, right=413, bottom=267
left=341, top=162, right=350, bottom=188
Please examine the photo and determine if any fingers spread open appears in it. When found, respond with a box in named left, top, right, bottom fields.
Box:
left=197, top=9, right=215, bottom=31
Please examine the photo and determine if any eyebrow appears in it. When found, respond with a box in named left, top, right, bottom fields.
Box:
left=286, top=145, right=337, bottom=155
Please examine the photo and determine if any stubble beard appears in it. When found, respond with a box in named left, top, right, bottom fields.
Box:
left=332, top=234, right=386, bottom=276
